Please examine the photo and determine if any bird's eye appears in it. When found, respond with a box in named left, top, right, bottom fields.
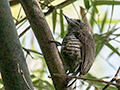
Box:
left=76, top=19, right=81, bottom=23
left=77, top=20, right=86, bottom=26
left=75, top=19, right=81, bottom=26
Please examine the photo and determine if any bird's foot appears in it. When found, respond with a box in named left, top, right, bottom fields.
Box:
left=48, top=40, right=62, bottom=46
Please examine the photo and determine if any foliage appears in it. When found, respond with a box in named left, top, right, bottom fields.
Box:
left=0, top=0, right=118, bottom=90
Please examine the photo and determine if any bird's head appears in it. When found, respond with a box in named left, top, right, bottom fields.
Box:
left=63, top=14, right=88, bottom=32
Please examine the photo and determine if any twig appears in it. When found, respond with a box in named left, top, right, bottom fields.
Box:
left=100, top=27, right=120, bottom=37
left=16, top=17, right=27, bottom=26
left=44, top=0, right=77, bottom=16
left=16, top=19, right=27, bottom=29
left=102, top=66, right=120, bottom=90
left=17, top=64, right=33, bottom=90
left=19, top=26, right=30, bottom=38
left=53, top=73, right=120, bottom=87
left=22, top=47, right=43, bottom=55
left=22, top=47, right=34, bottom=59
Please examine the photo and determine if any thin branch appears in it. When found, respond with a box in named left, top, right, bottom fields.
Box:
left=102, top=66, right=120, bottom=90
left=44, top=0, right=77, bottom=16
left=22, top=47, right=43, bottom=55
left=16, top=17, right=27, bottom=26
left=20, top=0, right=68, bottom=89
left=22, top=47, right=34, bottom=59
left=19, top=26, right=30, bottom=38
left=17, top=19, right=28, bottom=30
left=53, top=73, right=120, bottom=87
left=114, top=39, right=120, bottom=43
left=17, top=64, right=32, bottom=90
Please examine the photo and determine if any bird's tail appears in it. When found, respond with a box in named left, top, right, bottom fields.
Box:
left=66, top=66, right=81, bottom=87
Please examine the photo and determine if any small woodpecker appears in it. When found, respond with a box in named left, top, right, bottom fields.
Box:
left=61, top=14, right=95, bottom=87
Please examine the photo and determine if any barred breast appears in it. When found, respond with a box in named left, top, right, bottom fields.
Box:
left=61, top=34, right=82, bottom=73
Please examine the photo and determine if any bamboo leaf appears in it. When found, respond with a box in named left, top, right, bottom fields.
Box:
left=95, top=43, right=104, bottom=57
left=94, top=1, right=120, bottom=5
left=84, top=0, right=90, bottom=10
left=106, top=43, right=120, bottom=56
left=86, top=85, right=91, bottom=90
left=21, top=36, right=26, bottom=46
left=100, top=11, right=108, bottom=33
left=91, top=0, right=98, bottom=13
left=90, top=7, right=95, bottom=27
left=52, top=10, right=57, bottom=33
left=93, top=34, right=105, bottom=57
left=60, top=9, right=64, bottom=38
left=93, top=5, right=98, bottom=14
left=32, top=74, right=55, bottom=90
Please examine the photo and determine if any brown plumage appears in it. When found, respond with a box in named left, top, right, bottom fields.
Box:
left=61, top=14, right=95, bottom=86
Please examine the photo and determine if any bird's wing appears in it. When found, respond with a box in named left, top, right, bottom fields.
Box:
left=74, top=28, right=95, bottom=75
left=80, top=44, right=94, bottom=75
left=66, top=27, right=95, bottom=87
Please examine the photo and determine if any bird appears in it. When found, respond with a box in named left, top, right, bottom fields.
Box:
left=61, top=14, right=95, bottom=87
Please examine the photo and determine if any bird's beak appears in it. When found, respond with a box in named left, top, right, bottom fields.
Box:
left=63, top=14, right=73, bottom=24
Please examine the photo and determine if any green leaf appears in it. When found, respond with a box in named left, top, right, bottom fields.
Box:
left=90, top=7, right=95, bottom=27
left=52, top=10, right=57, bottom=33
left=84, top=0, right=90, bottom=10
left=100, top=11, right=108, bottom=33
left=91, top=0, right=98, bottom=13
left=93, top=5, right=98, bottom=14
left=95, top=43, right=104, bottom=57
left=94, top=1, right=120, bottom=5
left=42, top=80, right=55, bottom=90
left=32, top=74, right=55, bottom=90
left=86, top=85, right=91, bottom=90
left=110, top=24, right=117, bottom=33
left=60, top=9, right=64, bottom=38
left=93, top=34, right=105, bottom=57
left=21, top=35, right=26, bottom=46
left=106, top=43, right=120, bottom=56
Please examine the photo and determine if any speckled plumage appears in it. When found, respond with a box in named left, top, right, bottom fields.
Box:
left=61, top=15, right=95, bottom=86
left=61, top=31, right=82, bottom=73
